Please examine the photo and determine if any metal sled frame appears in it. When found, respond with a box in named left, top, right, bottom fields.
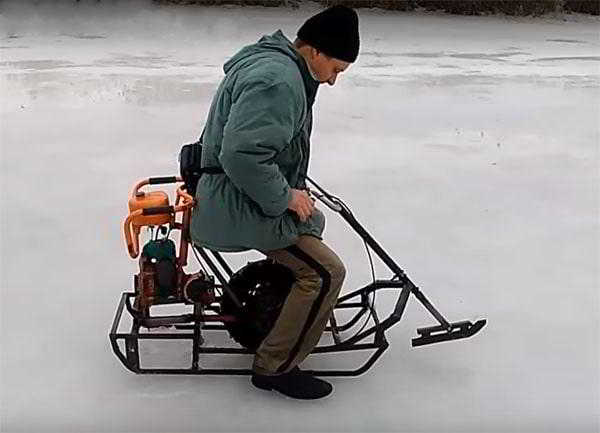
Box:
left=110, top=176, right=486, bottom=376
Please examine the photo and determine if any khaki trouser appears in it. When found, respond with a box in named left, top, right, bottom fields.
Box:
left=253, top=235, right=346, bottom=375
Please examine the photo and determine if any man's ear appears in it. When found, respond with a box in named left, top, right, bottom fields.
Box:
left=310, top=46, right=320, bottom=60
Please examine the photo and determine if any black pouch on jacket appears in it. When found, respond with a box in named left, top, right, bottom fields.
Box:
left=179, top=140, right=203, bottom=197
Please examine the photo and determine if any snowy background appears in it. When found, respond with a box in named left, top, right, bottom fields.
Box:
left=1, top=1, right=599, bottom=432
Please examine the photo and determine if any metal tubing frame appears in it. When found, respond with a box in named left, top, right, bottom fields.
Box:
left=110, top=264, right=403, bottom=376
left=109, top=210, right=473, bottom=376
left=110, top=176, right=485, bottom=376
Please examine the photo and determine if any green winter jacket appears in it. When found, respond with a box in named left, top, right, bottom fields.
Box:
left=190, top=30, right=324, bottom=252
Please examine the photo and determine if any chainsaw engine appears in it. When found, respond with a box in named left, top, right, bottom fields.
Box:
left=133, top=235, right=216, bottom=310
left=124, top=178, right=216, bottom=313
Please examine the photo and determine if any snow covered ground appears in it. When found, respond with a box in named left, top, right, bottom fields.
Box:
left=1, top=1, right=598, bottom=432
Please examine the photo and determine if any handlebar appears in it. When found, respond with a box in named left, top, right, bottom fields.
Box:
left=307, top=189, right=343, bottom=213
left=124, top=176, right=196, bottom=259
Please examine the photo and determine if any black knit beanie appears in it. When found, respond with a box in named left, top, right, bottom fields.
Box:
left=297, top=5, right=360, bottom=63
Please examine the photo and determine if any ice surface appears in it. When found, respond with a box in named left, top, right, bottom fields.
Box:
left=1, top=1, right=599, bottom=432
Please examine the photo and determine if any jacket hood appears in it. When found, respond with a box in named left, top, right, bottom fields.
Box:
left=223, top=30, right=319, bottom=103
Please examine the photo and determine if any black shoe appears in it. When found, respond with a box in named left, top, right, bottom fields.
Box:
left=251, top=367, right=333, bottom=400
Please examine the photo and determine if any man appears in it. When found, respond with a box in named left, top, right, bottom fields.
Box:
left=190, top=5, right=360, bottom=399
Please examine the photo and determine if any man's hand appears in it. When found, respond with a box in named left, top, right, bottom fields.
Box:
left=288, top=188, right=315, bottom=222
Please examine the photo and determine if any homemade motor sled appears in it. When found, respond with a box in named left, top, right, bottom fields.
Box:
left=110, top=175, right=486, bottom=376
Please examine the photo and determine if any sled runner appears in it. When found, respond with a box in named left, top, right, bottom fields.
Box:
left=110, top=175, right=486, bottom=376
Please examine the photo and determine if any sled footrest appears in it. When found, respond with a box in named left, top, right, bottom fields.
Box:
left=412, top=319, right=486, bottom=347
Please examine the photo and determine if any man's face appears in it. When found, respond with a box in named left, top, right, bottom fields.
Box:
left=309, top=49, right=350, bottom=86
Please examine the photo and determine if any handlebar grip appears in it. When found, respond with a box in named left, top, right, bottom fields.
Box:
left=142, top=206, right=175, bottom=216
left=148, top=176, right=178, bottom=185
left=309, top=190, right=343, bottom=212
